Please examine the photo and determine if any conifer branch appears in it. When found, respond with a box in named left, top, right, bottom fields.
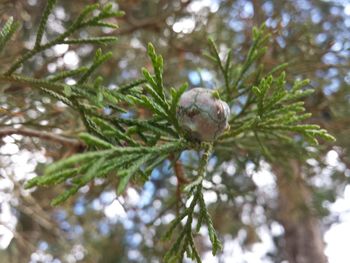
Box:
left=34, top=0, right=57, bottom=49
left=25, top=138, right=187, bottom=206
left=0, top=16, right=19, bottom=55
left=0, top=127, right=83, bottom=148
left=4, top=3, right=122, bottom=75
left=78, top=49, right=112, bottom=84
left=164, top=144, right=222, bottom=262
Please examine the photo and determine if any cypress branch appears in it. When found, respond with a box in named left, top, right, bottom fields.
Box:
left=78, top=50, right=112, bottom=84
left=117, top=78, right=147, bottom=92
left=164, top=144, right=221, bottom=262
left=5, top=2, right=122, bottom=75
left=62, top=36, right=118, bottom=45
left=47, top=67, right=89, bottom=81
left=34, top=0, right=57, bottom=49
left=208, top=37, right=231, bottom=96
left=0, top=17, right=19, bottom=54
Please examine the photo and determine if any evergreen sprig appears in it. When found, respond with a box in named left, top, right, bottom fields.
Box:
left=208, top=25, right=335, bottom=158
left=0, top=16, right=19, bottom=55
left=25, top=133, right=187, bottom=205
left=128, top=43, right=188, bottom=134
left=4, top=2, right=122, bottom=75
left=207, top=24, right=269, bottom=99
left=163, top=144, right=222, bottom=263
left=34, top=0, right=57, bottom=49
left=217, top=72, right=335, bottom=149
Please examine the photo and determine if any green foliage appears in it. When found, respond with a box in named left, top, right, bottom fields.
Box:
left=34, top=0, right=57, bottom=49
left=220, top=73, right=336, bottom=146
left=207, top=24, right=269, bottom=99
left=0, top=16, right=19, bottom=55
left=128, top=43, right=187, bottom=133
left=0, top=3, right=336, bottom=261
left=78, top=49, right=113, bottom=84
left=163, top=145, right=222, bottom=263
left=26, top=134, right=186, bottom=206
left=4, top=2, right=122, bottom=75
left=207, top=25, right=335, bottom=160
left=23, top=42, right=193, bottom=209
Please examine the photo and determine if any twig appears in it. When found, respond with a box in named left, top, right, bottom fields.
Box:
left=0, top=127, right=84, bottom=148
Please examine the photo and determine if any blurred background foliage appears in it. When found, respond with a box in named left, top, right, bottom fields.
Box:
left=0, top=0, right=350, bottom=262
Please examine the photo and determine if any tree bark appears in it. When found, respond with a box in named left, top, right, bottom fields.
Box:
left=273, top=160, right=327, bottom=263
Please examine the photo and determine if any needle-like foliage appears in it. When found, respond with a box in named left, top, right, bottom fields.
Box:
left=0, top=16, right=19, bottom=55
left=0, top=3, right=336, bottom=262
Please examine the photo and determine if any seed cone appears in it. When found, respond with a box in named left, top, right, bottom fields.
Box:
left=176, top=88, right=230, bottom=141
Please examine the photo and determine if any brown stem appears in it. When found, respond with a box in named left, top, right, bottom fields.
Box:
left=169, top=154, right=189, bottom=214
left=0, top=127, right=84, bottom=148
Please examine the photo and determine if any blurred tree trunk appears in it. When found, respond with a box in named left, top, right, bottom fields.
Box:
left=273, top=160, right=327, bottom=263
left=252, top=0, right=329, bottom=259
